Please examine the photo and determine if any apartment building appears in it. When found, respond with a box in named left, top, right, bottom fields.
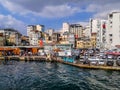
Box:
left=27, top=24, right=44, bottom=37
left=52, top=32, right=60, bottom=43
left=69, top=24, right=83, bottom=38
left=96, top=20, right=108, bottom=49
left=90, top=19, right=100, bottom=33
left=0, top=33, right=4, bottom=46
left=83, top=25, right=91, bottom=38
left=89, top=19, right=108, bottom=49
left=62, top=22, right=83, bottom=38
left=45, top=28, right=54, bottom=36
left=106, top=12, right=120, bottom=49
left=0, top=28, right=22, bottom=46
left=62, top=22, right=69, bottom=33
left=27, top=24, right=45, bottom=46
left=29, top=30, right=42, bottom=46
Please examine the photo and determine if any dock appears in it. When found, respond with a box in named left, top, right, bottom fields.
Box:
left=1, top=56, right=120, bottom=71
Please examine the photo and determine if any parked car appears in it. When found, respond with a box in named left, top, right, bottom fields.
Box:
left=98, top=60, right=105, bottom=65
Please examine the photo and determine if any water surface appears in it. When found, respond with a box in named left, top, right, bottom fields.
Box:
left=0, top=61, right=120, bottom=90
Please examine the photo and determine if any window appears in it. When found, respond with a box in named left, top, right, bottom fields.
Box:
left=109, top=14, right=113, bottom=18
left=110, top=39, right=112, bottom=42
left=109, top=34, right=112, bottom=37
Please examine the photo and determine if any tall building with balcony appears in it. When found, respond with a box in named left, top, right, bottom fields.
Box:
left=29, top=30, right=42, bottom=46
left=62, top=22, right=83, bottom=38
left=62, top=22, right=69, bottom=33
left=69, top=24, right=83, bottom=38
left=83, top=25, right=91, bottom=38
left=27, top=24, right=45, bottom=46
left=27, top=24, right=44, bottom=36
left=90, top=19, right=100, bottom=33
left=96, top=20, right=108, bottom=49
left=89, top=19, right=108, bottom=49
left=106, top=12, right=120, bottom=49
left=27, top=25, right=36, bottom=37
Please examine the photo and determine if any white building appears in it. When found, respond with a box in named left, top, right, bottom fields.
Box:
left=27, top=24, right=44, bottom=46
left=68, top=33, right=75, bottom=47
left=27, top=25, right=35, bottom=37
left=45, top=28, right=54, bottom=36
left=29, top=30, right=42, bottom=46
left=96, top=20, right=108, bottom=49
left=90, top=19, right=100, bottom=33
left=62, top=22, right=69, bottom=33
left=84, top=25, right=91, bottom=38
left=106, top=12, right=120, bottom=49
left=62, top=22, right=83, bottom=38
left=69, top=24, right=83, bottom=38
left=27, top=25, right=44, bottom=36
left=89, top=19, right=108, bottom=49
left=36, top=25, right=44, bottom=32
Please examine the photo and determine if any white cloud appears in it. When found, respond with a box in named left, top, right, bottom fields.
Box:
left=0, top=14, right=26, bottom=35
left=0, top=0, right=120, bottom=35
left=0, top=0, right=81, bottom=18
left=0, top=0, right=30, bottom=15
left=39, top=4, right=80, bottom=18
left=0, top=0, right=120, bottom=18
left=85, top=2, right=120, bottom=19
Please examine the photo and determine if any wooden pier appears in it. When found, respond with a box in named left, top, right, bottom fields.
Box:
left=1, top=56, right=120, bottom=71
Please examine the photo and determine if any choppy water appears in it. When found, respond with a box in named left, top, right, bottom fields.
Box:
left=0, top=60, right=120, bottom=90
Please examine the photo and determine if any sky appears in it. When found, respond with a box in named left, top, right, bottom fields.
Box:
left=0, top=0, right=120, bottom=35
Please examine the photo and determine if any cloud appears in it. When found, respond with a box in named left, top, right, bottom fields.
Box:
left=0, top=0, right=81, bottom=18
left=0, top=0, right=120, bottom=18
left=85, top=1, right=120, bottom=19
left=0, top=14, right=26, bottom=35
left=0, top=0, right=120, bottom=35
left=39, top=4, right=80, bottom=18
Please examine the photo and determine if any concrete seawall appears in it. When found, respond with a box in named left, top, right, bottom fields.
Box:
left=1, top=56, right=120, bottom=71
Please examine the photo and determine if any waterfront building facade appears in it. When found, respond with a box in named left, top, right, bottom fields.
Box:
left=59, top=32, right=75, bottom=47
left=90, top=19, right=100, bottom=33
left=52, top=32, right=60, bottom=43
left=21, top=36, right=29, bottom=46
left=62, top=22, right=83, bottom=38
left=0, top=33, right=4, bottom=46
left=44, top=43, right=54, bottom=54
left=29, top=30, right=42, bottom=46
left=0, top=28, right=22, bottom=46
left=69, top=24, right=83, bottom=38
left=91, top=33, right=97, bottom=48
left=55, top=44, right=73, bottom=51
left=45, top=28, right=54, bottom=37
left=27, top=25, right=36, bottom=37
left=83, top=25, right=91, bottom=38
left=62, top=22, right=69, bottom=33
left=96, top=20, right=108, bottom=49
left=27, top=25, right=45, bottom=46
left=106, top=12, right=120, bottom=49
left=68, top=33, right=75, bottom=48
left=36, top=25, right=44, bottom=32
left=60, top=32, right=70, bottom=44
